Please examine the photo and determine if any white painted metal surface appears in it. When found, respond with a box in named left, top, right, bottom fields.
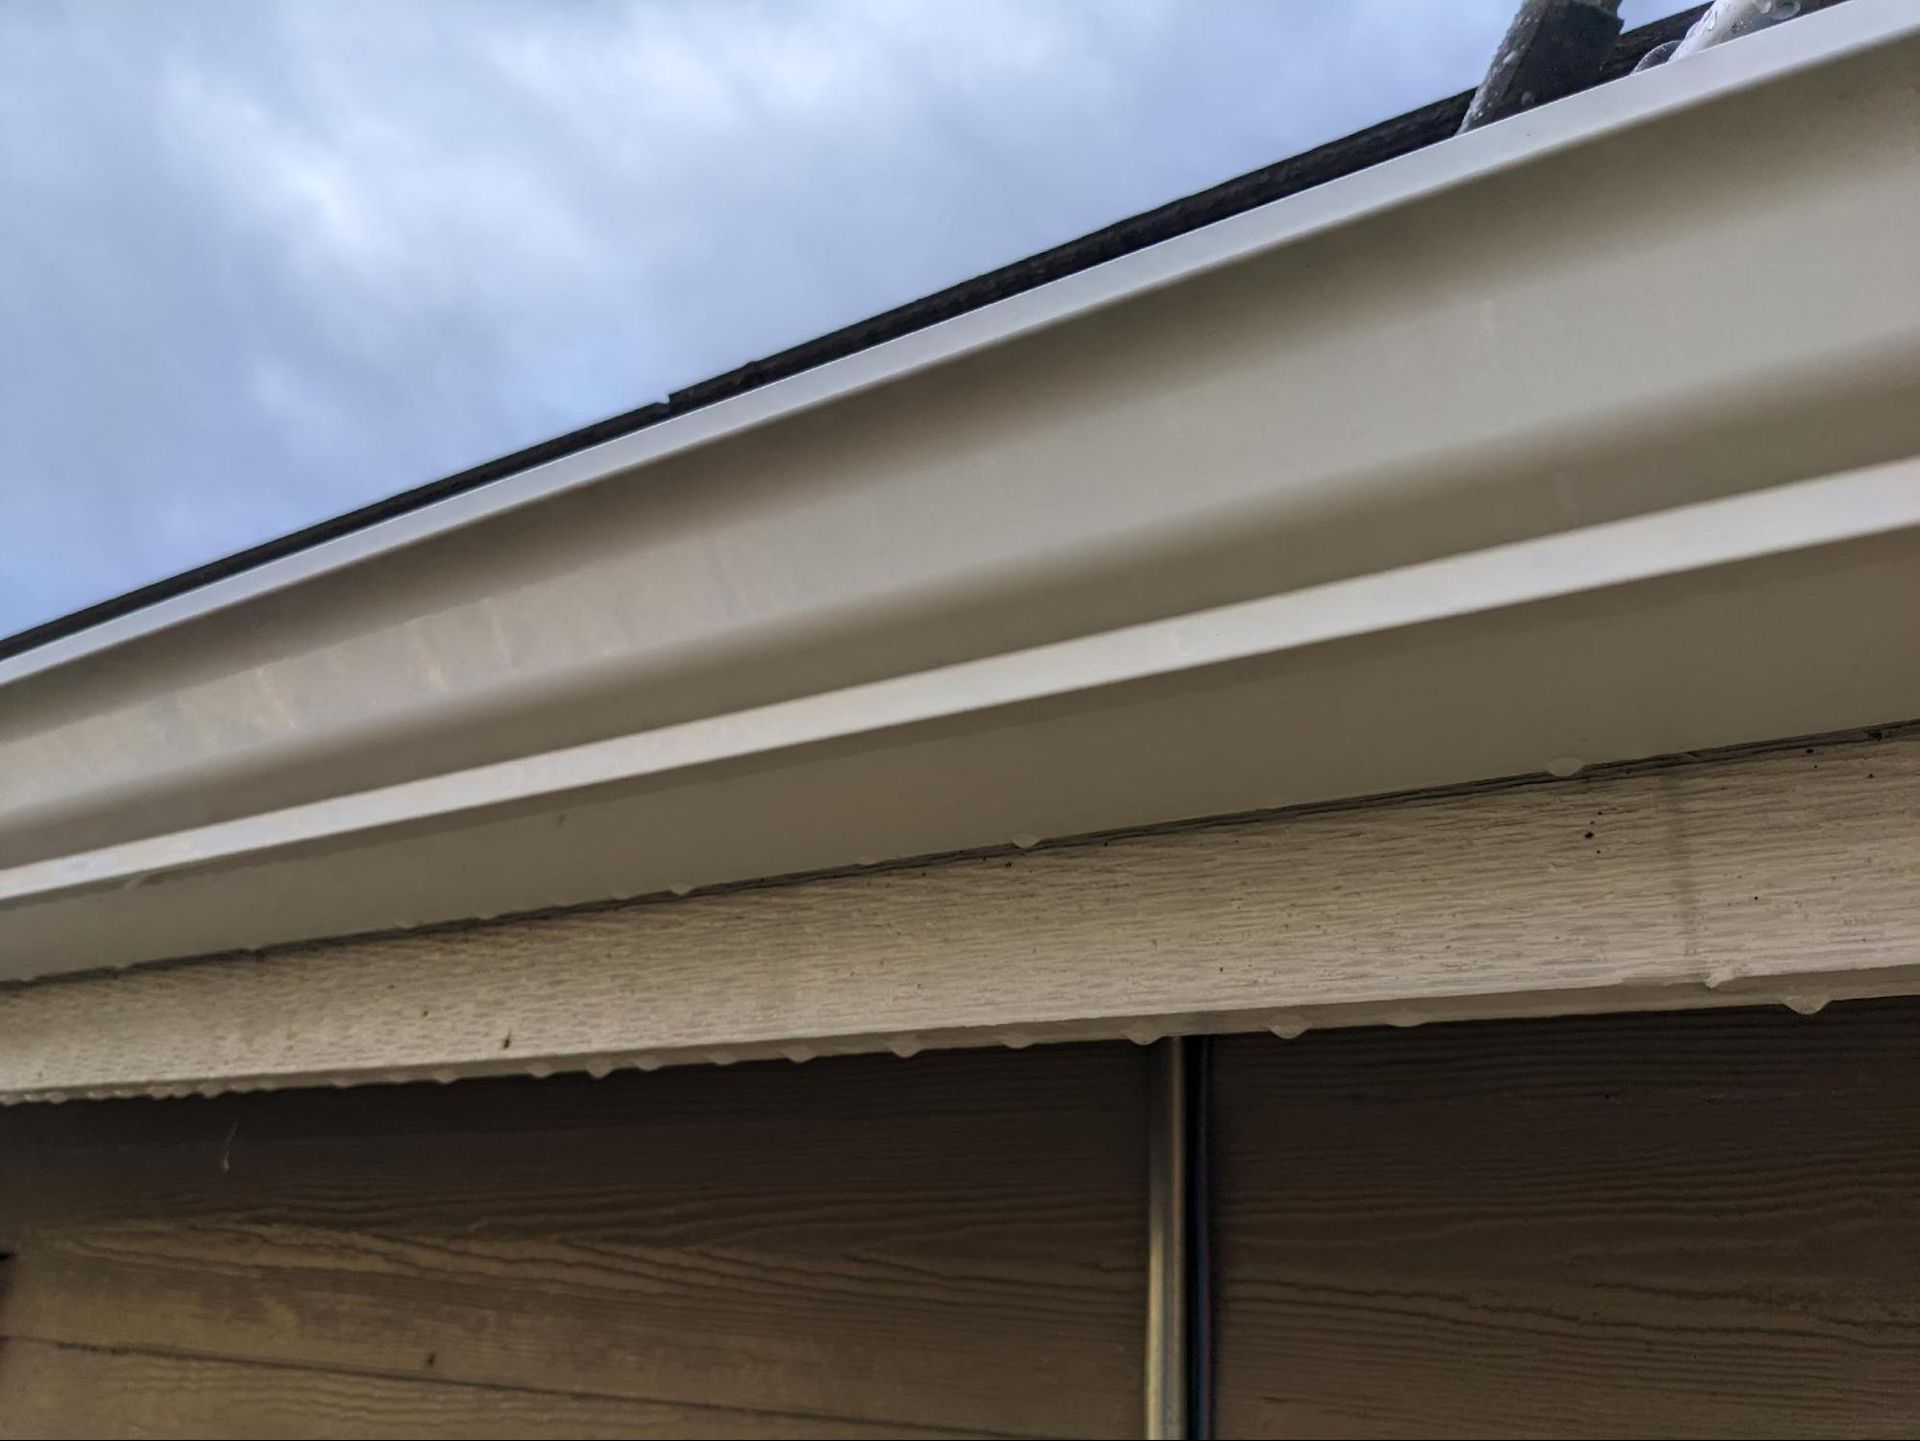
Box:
left=1, top=0, right=1917, bottom=978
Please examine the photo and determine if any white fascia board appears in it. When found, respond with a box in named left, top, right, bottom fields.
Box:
left=2, top=0, right=1919, bottom=977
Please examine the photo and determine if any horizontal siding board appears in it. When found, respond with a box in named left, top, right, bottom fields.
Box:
left=1212, top=998, right=1920, bottom=1438
left=1, top=726, right=1917, bottom=1102
left=0, top=1045, right=1145, bottom=1438
left=0, top=1340, right=980, bottom=1441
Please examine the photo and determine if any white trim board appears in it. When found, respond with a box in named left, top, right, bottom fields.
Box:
left=3, top=724, right=1914, bottom=1103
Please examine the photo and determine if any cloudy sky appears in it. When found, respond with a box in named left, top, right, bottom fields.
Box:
left=0, top=0, right=1678, bottom=642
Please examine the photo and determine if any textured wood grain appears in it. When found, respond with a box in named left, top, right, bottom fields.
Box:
left=0, top=1044, right=1144, bottom=1438
left=2, top=727, right=1916, bottom=1102
left=0, top=1340, right=981, bottom=1440
left=1212, top=998, right=1920, bottom=1439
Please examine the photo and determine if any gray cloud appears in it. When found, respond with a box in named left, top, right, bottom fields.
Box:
left=0, top=0, right=1680, bottom=638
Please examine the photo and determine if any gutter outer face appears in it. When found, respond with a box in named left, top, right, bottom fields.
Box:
left=2, top=0, right=1919, bottom=979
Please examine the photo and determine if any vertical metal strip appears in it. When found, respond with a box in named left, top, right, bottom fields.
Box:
left=1146, top=1035, right=1195, bottom=1439
left=1185, top=1035, right=1213, bottom=1440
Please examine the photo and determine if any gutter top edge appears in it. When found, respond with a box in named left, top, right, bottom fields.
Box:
left=1, top=0, right=1906, bottom=691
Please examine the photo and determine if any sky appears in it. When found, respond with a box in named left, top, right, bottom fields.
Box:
left=0, top=0, right=1680, bottom=642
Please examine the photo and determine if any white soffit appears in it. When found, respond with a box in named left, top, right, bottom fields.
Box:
left=2, top=0, right=1918, bottom=978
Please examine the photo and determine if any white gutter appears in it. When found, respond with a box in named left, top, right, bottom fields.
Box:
left=3, top=0, right=1918, bottom=978
left=8, top=459, right=1918, bottom=908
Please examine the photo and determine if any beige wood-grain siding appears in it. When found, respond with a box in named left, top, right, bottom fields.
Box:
left=0, top=1341, right=984, bottom=1441
left=1, top=727, right=1916, bottom=1101
left=1212, top=998, right=1920, bottom=1438
left=0, top=1043, right=1145, bottom=1439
